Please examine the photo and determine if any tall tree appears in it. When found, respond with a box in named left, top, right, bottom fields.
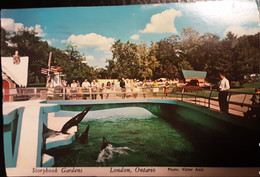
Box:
left=1, top=28, right=12, bottom=56
left=8, top=28, right=50, bottom=83
left=136, top=43, right=159, bottom=80
left=110, top=40, right=140, bottom=79
left=53, top=44, right=97, bottom=83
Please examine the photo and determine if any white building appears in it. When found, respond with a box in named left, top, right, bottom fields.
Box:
left=2, top=56, right=29, bottom=101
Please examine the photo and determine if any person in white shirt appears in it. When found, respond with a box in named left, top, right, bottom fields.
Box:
left=218, top=74, right=230, bottom=113
left=82, top=79, right=91, bottom=100
left=91, top=80, right=99, bottom=100
left=70, top=80, right=77, bottom=100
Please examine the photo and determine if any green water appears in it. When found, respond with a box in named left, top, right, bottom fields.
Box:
left=46, top=108, right=198, bottom=167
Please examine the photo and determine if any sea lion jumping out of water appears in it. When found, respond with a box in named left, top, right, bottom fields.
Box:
left=79, top=125, right=90, bottom=144
left=43, top=124, right=59, bottom=139
left=101, top=136, right=109, bottom=150
left=60, top=107, right=92, bottom=134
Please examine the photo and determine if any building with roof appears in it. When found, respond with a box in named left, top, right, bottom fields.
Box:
left=2, top=55, right=29, bottom=101
left=182, top=70, right=207, bottom=86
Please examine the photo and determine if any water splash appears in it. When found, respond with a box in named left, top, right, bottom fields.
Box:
left=96, top=144, right=134, bottom=166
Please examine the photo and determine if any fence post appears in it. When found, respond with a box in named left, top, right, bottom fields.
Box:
left=208, top=90, right=213, bottom=108
left=34, top=88, right=37, bottom=98
left=63, top=87, right=65, bottom=100
left=195, top=89, right=198, bottom=104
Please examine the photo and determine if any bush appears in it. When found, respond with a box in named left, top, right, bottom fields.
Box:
left=28, top=83, right=46, bottom=87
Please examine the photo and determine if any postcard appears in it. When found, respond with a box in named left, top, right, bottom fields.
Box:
left=1, top=0, right=260, bottom=176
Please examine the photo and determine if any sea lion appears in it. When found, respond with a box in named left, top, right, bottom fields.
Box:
left=43, top=124, right=59, bottom=139
left=60, top=107, right=91, bottom=134
left=101, top=136, right=109, bottom=150
left=79, top=125, right=90, bottom=144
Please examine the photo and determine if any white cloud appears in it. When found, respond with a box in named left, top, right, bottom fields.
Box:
left=224, top=26, right=260, bottom=37
left=27, top=24, right=46, bottom=37
left=82, top=55, right=95, bottom=64
left=61, top=40, right=67, bottom=44
left=42, top=38, right=59, bottom=45
left=1, top=18, right=46, bottom=37
left=66, top=33, right=115, bottom=52
left=130, top=34, right=140, bottom=40
left=42, top=39, right=52, bottom=45
left=1, top=18, right=24, bottom=32
left=140, top=9, right=182, bottom=34
left=141, top=4, right=164, bottom=9
left=85, top=55, right=95, bottom=61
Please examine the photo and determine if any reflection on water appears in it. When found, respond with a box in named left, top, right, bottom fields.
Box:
left=83, top=107, right=156, bottom=121
left=47, top=107, right=195, bottom=167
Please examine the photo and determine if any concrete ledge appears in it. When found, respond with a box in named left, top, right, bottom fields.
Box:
left=46, top=126, right=77, bottom=150
left=42, top=154, right=54, bottom=167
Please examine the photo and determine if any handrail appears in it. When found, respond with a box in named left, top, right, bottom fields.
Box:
left=3, top=86, right=259, bottom=118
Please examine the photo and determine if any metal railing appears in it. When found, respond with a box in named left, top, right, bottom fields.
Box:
left=170, top=88, right=259, bottom=117
left=3, top=86, right=259, bottom=118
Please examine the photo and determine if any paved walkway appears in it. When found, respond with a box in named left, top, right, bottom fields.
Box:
left=31, top=92, right=254, bottom=117
left=177, top=94, right=253, bottom=117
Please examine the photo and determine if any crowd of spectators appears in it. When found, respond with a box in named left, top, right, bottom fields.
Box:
left=46, top=78, right=177, bottom=100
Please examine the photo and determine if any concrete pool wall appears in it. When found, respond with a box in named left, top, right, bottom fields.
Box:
left=3, top=107, right=24, bottom=167
left=3, top=101, right=60, bottom=168
left=46, top=99, right=258, bottom=133
left=46, top=99, right=260, bottom=167
left=3, top=99, right=259, bottom=168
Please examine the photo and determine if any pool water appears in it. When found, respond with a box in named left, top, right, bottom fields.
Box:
left=46, top=107, right=199, bottom=167
left=45, top=106, right=260, bottom=167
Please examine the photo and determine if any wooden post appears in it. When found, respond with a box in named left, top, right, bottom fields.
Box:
left=208, top=90, right=213, bottom=108
left=46, top=52, right=52, bottom=86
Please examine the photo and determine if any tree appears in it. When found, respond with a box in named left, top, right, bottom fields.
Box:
left=1, top=28, right=12, bottom=56
left=2, top=27, right=98, bottom=85
left=8, top=28, right=50, bottom=83
left=136, top=43, right=159, bottom=80
left=151, top=40, right=178, bottom=79
left=53, top=44, right=97, bottom=83
left=105, top=59, right=119, bottom=79
left=110, top=40, right=140, bottom=79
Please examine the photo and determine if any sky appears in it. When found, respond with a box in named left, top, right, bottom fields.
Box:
left=1, top=0, right=260, bottom=68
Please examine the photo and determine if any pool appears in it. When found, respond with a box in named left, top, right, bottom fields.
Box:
left=44, top=99, right=260, bottom=167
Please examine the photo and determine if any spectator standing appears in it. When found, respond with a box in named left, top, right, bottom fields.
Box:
left=99, top=83, right=105, bottom=99
left=76, top=80, right=80, bottom=87
left=141, top=79, right=147, bottom=98
left=218, top=73, right=230, bottom=113
left=76, top=84, right=82, bottom=100
left=153, top=80, right=159, bottom=97
left=71, top=80, right=77, bottom=100
left=82, top=79, right=91, bottom=100
left=46, top=80, right=54, bottom=100
left=244, top=88, right=260, bottom=118
left=105, top=82, right=111, bottom=99
left=133, top=79, right=139, bottom=98
left=120, top=78, right=126, bottom=99
left=65, top=85, right=71, bottom=100
left=61, top=80, right=67, bottom=87
left=164, top=81, right=170, bottom=99
left=126, top=79, right=132, bottom=98
left=91, top=80, right=99, bottom=100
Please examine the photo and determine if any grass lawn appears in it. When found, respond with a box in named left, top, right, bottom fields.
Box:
left=169, top=81, right=259, bottom=98
left=242, top=81, right=260, bottom=88
left=169, top=90, right=219, bottom=98
left=230, top=81, right=260, bottom=93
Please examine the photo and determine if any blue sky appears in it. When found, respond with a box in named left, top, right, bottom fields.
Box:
left=1, top=0, right=260, bottom=68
